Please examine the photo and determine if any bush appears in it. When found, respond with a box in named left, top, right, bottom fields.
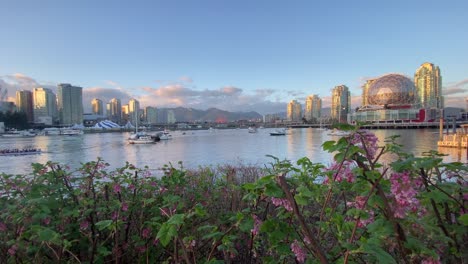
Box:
left=0, top=126, right=466, bottom=263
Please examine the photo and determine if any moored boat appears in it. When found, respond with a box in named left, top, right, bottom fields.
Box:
left=248, top=127, right=258, bottom=133
left=270, top=128, right=286, bottom=136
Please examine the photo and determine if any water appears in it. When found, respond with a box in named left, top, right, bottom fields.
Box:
left=0, top=128, right=465, bottom=175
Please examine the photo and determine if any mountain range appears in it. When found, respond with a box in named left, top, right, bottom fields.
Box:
left=164, top=107, right=263, bottom=122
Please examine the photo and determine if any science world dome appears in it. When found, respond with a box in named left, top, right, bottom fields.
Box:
left=367, top=74, right=416, bottom=106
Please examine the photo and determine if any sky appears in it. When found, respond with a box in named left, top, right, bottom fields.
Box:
left=0, top=0, right=467, bottom=114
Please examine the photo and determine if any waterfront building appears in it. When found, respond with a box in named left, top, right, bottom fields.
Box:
left=157, top=109, right=168, bottom=124
left=145, top=106, right=158, bottom=124
left=167, top=110, right=176, bottom=124
left=91, top=98, right=104, bottom=116
left=350, top=74, right=438, bottom=123
left=33, top=87, right=58, bottom=125
left=362, top=79, right=376, bottom=107
left=287, top=100, right=302, bottom=122
left=128, top=99, right=140, bottom=125
left=121, top=104, right=129, bottom=124
left=108, top=98, right=122, bottom=124
left=331, top=85, right=351, bottom=123
left=304, top=94, right=321, bottom=122
left=57, top=83, right=83, bottom=125
left=16, top=90, right=34, bottom=122
left=414, top=62, right=443, bottom=109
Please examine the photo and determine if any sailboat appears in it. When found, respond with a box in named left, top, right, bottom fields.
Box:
left=128, top=111, right=158, bottom=144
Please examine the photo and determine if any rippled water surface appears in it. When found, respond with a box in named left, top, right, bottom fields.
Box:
left=0, top=128, right=465, bottom=175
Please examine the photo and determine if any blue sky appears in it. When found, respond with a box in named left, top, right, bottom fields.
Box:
left=1, top=0, right=467, bottom=114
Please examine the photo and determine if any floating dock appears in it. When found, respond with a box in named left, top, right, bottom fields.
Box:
left=437, top=124, right=468, bottom=149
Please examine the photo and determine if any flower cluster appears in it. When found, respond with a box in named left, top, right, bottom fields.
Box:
left=271, top=197, right=293, bottom=212
left=349, top=130, right=379, bottom=160
left=290, top=239, right=306, bottom=263
left=251, top=214, right=262, bottom=236
left=346, top=196, right=375, bottom=227
left=389, top=171, right=423, bottom=218
left=323, top=161, right=356, bottom=183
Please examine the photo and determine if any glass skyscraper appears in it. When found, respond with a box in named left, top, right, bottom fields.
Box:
left=414, top=62, right=443, bottom=109
left=287, top=100, right=302, bottom=122
left=57, top=83, right=83, bottom=125
left=16, top=90, right=34, bottom=122
left=91, top=98, right=104, bottom=116
left=33, top=87, right=57, bottom=125
left=331, top=85, right=351, bottom=123
left=304, top=94, right=321, bottom=122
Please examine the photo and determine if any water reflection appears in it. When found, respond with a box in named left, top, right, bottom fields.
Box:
left=0, top=128, right=464, bottom=175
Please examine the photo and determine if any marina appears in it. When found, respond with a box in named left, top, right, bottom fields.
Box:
left=0, top=128, right=465, bottom=176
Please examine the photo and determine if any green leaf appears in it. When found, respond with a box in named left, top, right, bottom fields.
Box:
left=156, top=223, right=177, bottom=247
left=264, top=183, right=284, bottom=197
left=362, top=243, right=396, bottom=264
left=167, top=214, right=185, bottom=225
left=459, top=214, right=468, bottom=226
left=38, top=228, right=59, bottom=242
left=95, top=220, right=113, bottom=231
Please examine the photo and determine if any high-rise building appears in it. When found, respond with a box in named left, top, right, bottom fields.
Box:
left=108, top=98, right=122, bottom=124
left=145, top=106, right=158, bottom=124
left=91, top=98, right=104, bottom=116
left=16, top=90, right=34, bottom=122
left=331, top=85, right=351, bottom=123
left=121, top=104, right=129, bottom=124
left=167, top=110, right=176, bottom=124
left=414, top=62, right=443, bottom=109
left=287, top=100, right=302, bottom=122
left=33, top=87, right=58, bottom=125
left=362, top=79, right=376, bottom=107
left=304, top=94, right=322, bottom=122
left=57, top=83, right=83, bottom=125
left=128, top=99, right=140, bottom=125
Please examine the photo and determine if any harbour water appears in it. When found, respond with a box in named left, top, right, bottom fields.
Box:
left=0, top=128, right=465, bottom=175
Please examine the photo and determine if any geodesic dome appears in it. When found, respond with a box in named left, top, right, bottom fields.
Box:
left=367, top=74, right=416, bottom=106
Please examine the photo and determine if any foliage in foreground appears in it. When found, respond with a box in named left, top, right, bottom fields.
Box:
left=0, top=125, right=467, bottom=263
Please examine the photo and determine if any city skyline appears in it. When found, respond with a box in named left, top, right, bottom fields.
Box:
left=0, top=1, right=467, bottom=114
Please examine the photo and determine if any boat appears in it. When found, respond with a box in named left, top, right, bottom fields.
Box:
left=1, top=130, right=37, bottom=137
left=248, top=127, right=258, bottom=133
left=128, top=132, right=158, bottom=144
left=270, top=128, right=286, bottom=136
left=61, top=128, right=84, bottom=136
left=327, top=129, right=351, bottom=136
left=158, top=129, right=172, bottom=140
left=128, top=111, right=158, bottom=144
left=43, top=127, right=61, bottom=135
left=0, top=147, right=42, bottom=156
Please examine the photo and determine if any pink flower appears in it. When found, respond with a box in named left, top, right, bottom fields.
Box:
left=136, top=245, right=146, bottom=253
left=142, top=228, right=151, bottom=239
left=43, top=217, right=51, bottom=225
left=421, top=256, right=441, bottom=264
left=389, top=171, right=422, bottom=218
left=251, top=214, right=262, bottom=236
left=271, top=197, right=293, bottom=212
left=290, top=240, right=306, bottom=263
left=112, top=211, right=119, bottom=220
left=324, top=161, right=356, bottom=183
left=113, top=184, right=121, bottom=194
left=349, top=130, right=379, bottom=160
left=0, top=222, right=7, bottom=231
left=80, top=220, right=89, bottom=230
left=121, top=202, right=129, bottom=212
left=8, top=245, right=18, bottom=256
